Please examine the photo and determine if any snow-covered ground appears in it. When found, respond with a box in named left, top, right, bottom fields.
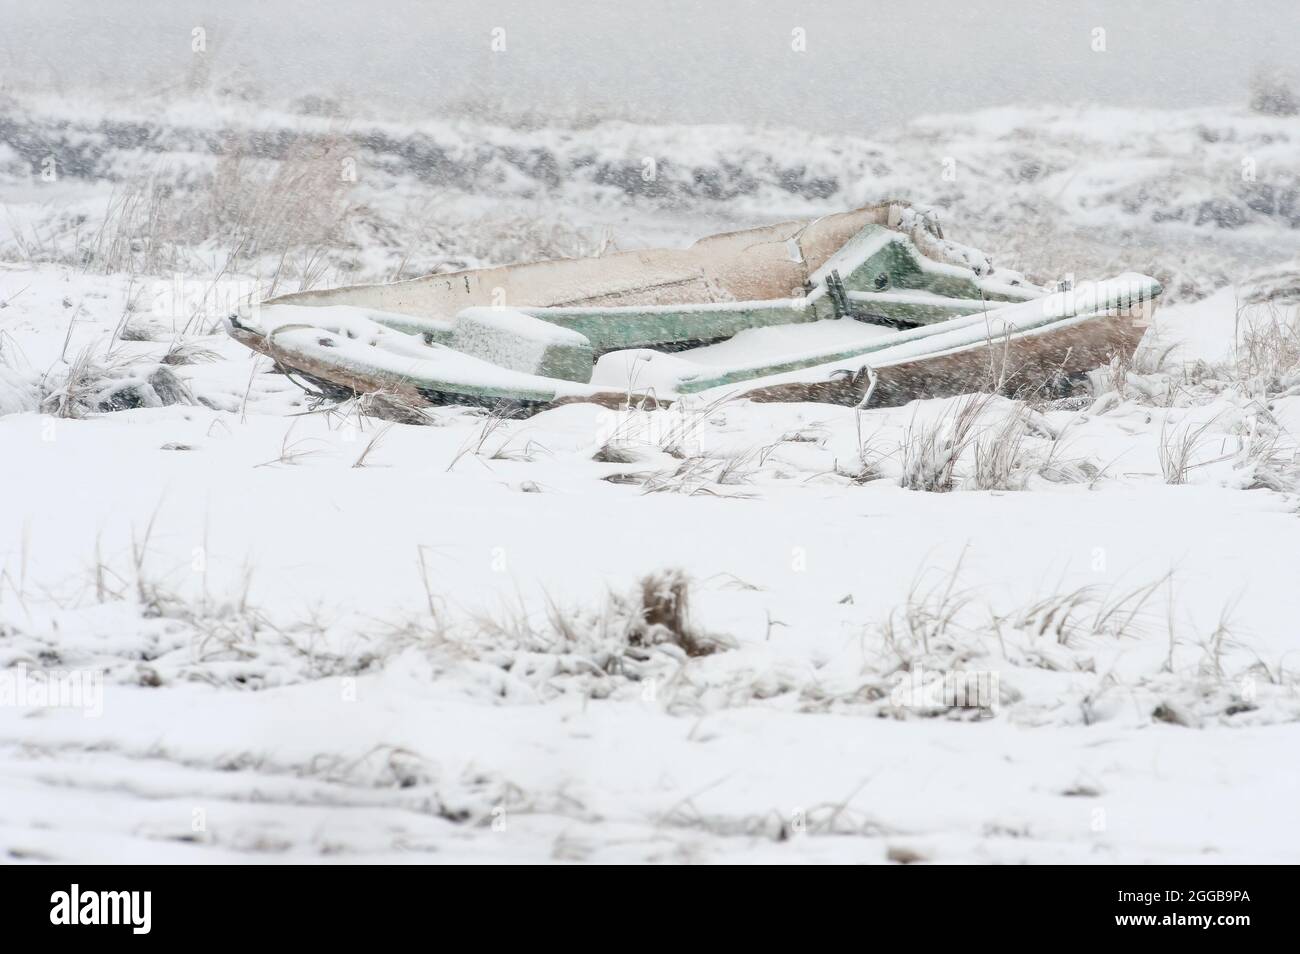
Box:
left=2, top=94, right=1300, bottom=863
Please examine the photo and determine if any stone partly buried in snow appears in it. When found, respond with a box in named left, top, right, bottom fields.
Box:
left=225, top=201, right=1163, bottom=411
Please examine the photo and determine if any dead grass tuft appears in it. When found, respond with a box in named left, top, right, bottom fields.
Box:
left=1233, top=299, right=1300, bottom=387
left=624, top=569, right=723, bottom=657
left=38, top=349, right=196, bottom=418
left=1158, top=414, right=1220, bottom=485
left=899, top=395, right=992, bottom=492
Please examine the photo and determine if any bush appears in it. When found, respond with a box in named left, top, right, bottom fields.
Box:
left=1249, top=66, right=1299, bottom=117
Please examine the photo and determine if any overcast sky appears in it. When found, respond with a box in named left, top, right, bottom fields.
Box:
left=1, top=0, right=1296, bottom=130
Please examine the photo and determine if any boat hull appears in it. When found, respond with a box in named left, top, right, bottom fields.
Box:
left=224, top=202, right=1160, bottom=414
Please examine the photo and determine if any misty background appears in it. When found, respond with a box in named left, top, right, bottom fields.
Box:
left=2, top=0, right=1296, bottom=130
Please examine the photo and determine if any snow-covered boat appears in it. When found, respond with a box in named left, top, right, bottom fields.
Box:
left=225, top=201, right=1161, bottom=411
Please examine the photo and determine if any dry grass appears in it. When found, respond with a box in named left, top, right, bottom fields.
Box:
left=859, top=559, right=1278, bottom=728
left=1232, top=299, right=1300, bottom=387
left=639, top=453, right=761, bottom=497
left=624, top=569, right=721, bottom=657
left=1233, top=410, right=1300, bottom=491
left=445, top=405, right=521, bottom=472
left=1158, top=414, right=1221, bottom=485
left=9, top=526, right=1290, bottom=740
left=38, top=348, right=195, bottom=418
left=971, top=403, right=1034, bottom=490
left=461, top=567, right=734, bottom=691
left=1091, top=349, right=1175, bottom=407
left=255, top=422, right=328, bottom=468
left=210, top=135, right=357, bottom=257
left=600, top=394, right=732, bottom=461
left=160, top=339, right=221, bottom=367
left=897, top=395, right=1097, bottom=492
left=898, top=394, right=992, bottom=492
left=311, top=391, right=445, bottom=428
left=877, top=556, right=1174, bottom=672
left=351, top=423, right=395, bottom=468
left=5, top=133, right=360, bottom=288
left=1005, top=573, right=1172, bottom=647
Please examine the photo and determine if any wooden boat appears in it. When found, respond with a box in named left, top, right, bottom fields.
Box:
left=225, top=201, right=1160, bottom=412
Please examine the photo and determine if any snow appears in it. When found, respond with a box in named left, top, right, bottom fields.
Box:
left=2, top=252, right=1299, bottom=862
left=235, top=303, right=597, bottom=403
left=452, top=306, right=592, bottom=378
left=2, top=92, right=1300, bottom=863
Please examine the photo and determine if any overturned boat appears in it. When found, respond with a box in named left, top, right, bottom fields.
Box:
left=226, top=201, right=1161, bottom=412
